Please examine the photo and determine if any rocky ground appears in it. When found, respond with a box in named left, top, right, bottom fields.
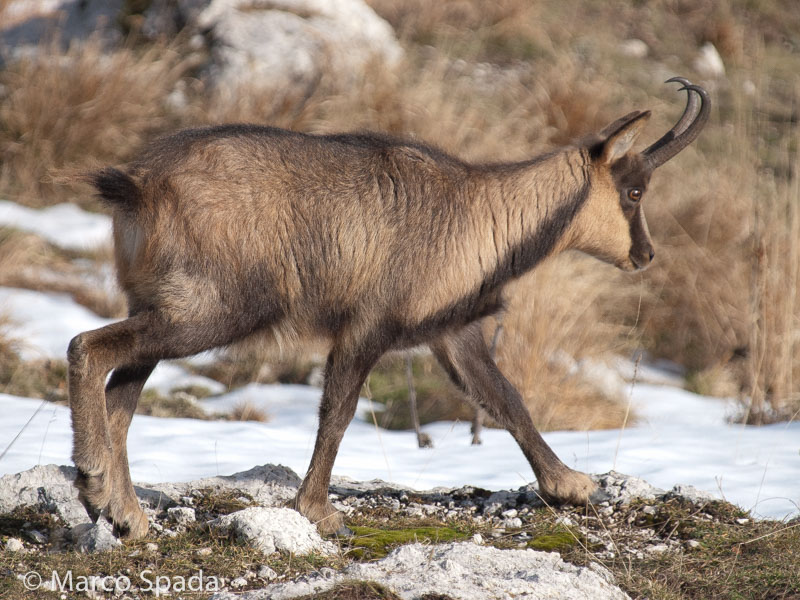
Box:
left=0, top=463, right=757, bottom=600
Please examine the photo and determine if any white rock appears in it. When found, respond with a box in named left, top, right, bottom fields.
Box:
left=257, top=565, right=278, bottom=580
left=144, top=0, right=402, bottom=103
left=694, top=42, right=725, bottom=79
left=218, top=542, right=631, bottom=600
left=209, top=507, right=336, bottom=556
left=138, top=464, right=300, bottom=510
left=503, top=517, right=523, bottom=529
left=647, top=543, right=670, bottom=554
left=597, top=471, right=664, bottom=504
left=345, top=542, right=630, bottom=600
left=619, top=39, right=649, bottom=58
left=668, top=483, right=715, bottom=504
left=167, top=506, right=196, bottom=525
left=73, top=519, right=122, bottom=553
left=231, top=577, right=248, bottom=589
left=5, top=537, right=25, bottom=552
left=0, top=465, right=89, bottom=528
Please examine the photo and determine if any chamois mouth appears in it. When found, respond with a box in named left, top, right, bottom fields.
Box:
left=627, top=252, right=652, bottom=272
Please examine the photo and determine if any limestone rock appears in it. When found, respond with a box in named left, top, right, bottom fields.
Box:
left=209, top=507, right=336, bottom=555
left=137, top=464, right=301, bottom=511
left=694, top=42, right=725, bottom=79
left=143, top=0, right=402, bottom=101
left=0, top=0, right=123, bottom=58
left=210, top=542, right=631, bottom=600
left=0, top=464, right=88, bottom=528
left=72, top=518, right=122, bottom=553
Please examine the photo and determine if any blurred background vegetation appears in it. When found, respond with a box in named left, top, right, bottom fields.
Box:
left=1, top=0, right=799, bottom=430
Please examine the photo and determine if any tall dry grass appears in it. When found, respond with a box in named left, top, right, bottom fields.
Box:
left=632, top=45, right=800, bottom=422
left=495, top=256, right=638, bottom=431
left=0, top=38, right=185, bottom=207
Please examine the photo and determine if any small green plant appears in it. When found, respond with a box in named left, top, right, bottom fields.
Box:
left=347, top=525, right=469, bottom=560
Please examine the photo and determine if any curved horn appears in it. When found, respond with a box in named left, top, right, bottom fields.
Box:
left=644, top=77, right=710, bottom=170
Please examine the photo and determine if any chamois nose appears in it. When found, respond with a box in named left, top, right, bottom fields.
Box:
left=649, top=248, right=655, bottom=262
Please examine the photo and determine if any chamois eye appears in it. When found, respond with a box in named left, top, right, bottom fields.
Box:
left=628, top=188, right=643, bottom=202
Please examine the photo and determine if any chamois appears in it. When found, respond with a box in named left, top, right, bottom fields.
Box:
left=65, top=78, right=709, bottom=538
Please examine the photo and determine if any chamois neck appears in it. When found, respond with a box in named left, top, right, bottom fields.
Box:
left=474, top=148, right=591, bottom=280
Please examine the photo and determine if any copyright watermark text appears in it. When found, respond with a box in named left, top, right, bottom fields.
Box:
left=22, top=569, right=222, bottom=596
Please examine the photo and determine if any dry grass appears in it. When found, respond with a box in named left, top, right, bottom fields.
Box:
left=0, top=317, right=68, bottom=402
left=632, top=49, right=800, bottom=421
left=229, top=401, right=270, bottom=423
left=496, top=255, right=639, bottom=431
left=0, top=37, right=186, bottom=208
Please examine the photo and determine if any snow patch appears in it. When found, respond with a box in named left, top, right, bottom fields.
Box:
left=0, top=201, right=111, bottom=252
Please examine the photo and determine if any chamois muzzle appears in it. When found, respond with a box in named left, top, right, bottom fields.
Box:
left=644, top=77, right=710, bottom=170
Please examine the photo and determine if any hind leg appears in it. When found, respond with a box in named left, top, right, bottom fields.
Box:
left=104, top=362, right=156, bottom=538
left=69, top=311, right=242, bottom=537
left=69, top=316, right=153, bottom=522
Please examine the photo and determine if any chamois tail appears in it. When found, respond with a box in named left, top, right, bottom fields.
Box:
left=84, top=167, right=141, bottom=208
left=55, top=166, right=141, bottom=210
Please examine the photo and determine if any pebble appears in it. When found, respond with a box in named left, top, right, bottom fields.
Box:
left=5, top=538, right=24, bottom=552
left=168, top=506, right=196, bottom=525
left=647, top=544, right=670, bottom=554
left=26, top=529, right=47, bottom=544
left=257, top=565, right=278, bottom=580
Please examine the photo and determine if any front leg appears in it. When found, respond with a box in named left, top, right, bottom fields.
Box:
left=294, top=343, right=381, bottom=535
left=430, top=322, right=596, bottom=504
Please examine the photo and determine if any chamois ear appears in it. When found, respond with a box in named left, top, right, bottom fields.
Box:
left=598, top=110, right=651, bottom=164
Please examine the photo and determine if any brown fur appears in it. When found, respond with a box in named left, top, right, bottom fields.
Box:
left=65, top=108, right=679, bottom=537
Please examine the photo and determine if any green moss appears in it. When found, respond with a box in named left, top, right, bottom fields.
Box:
left=348, top=526, right=469, bottom=559
left=526, top=529, right=579, bottom=552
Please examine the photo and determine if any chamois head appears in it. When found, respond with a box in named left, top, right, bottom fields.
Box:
left=570, top=77, right=710, bottom=271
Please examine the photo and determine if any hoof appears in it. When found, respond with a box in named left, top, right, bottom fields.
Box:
left=539, top=468, right=597, bottom=506
left=112, top=512, right=149, bottom=540
left=110, top=504, right=149, bottom=540
left=294, top=494, right=346, bottom=536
